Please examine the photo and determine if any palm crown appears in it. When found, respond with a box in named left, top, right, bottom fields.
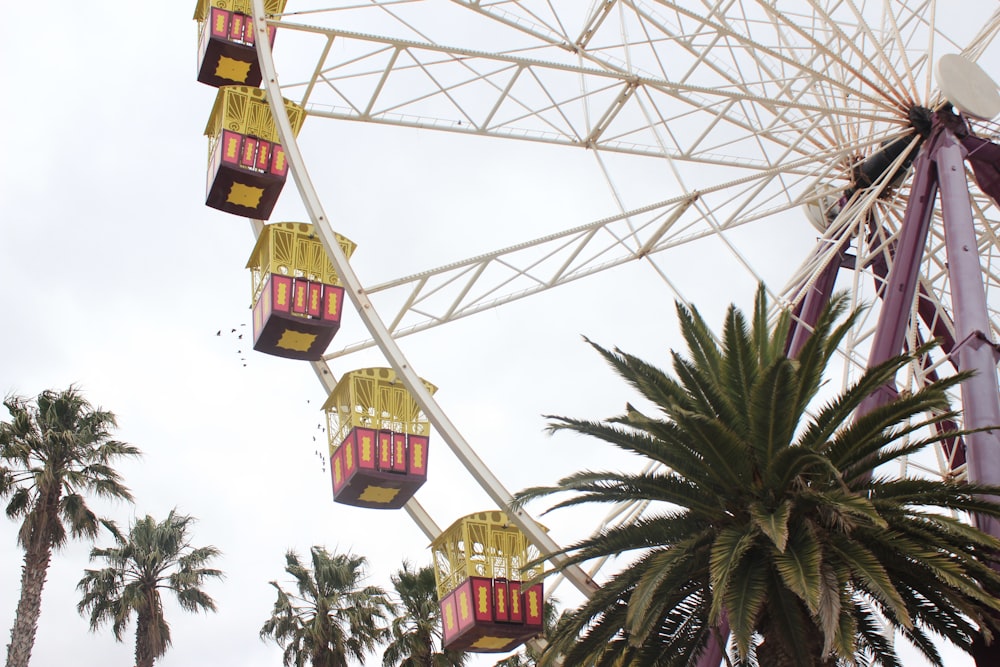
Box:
left=0, top=386, right=141, bottom=667
left=261, top=546, right=394, bottom=667
left=382, top=562, right=467, bottom=667
left=77, top=510, right=223, bottom=667
left=0, top=387, right=139, bottom=550
left=515, top=287, right=1000, bottom=666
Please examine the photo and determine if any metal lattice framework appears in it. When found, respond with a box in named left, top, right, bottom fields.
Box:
left=260, top=3, right=1000, bottom=371
left=242, top=1, right=1000, bottom=662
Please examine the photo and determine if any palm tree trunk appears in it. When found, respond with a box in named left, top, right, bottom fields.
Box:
left=757, top=626, right=836, bottom=667
left=135, top=612, right=156, bottom=667
left=5, top=543, right=53, bottom=667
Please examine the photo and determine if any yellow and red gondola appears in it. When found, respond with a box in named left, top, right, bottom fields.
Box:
left=432, top=511, right=545, bottom=653
left=247, top=222, right=355, bottom=360
left=324, top=368, right=436, bottom=509
left=193, top=0, right=287, bottom=88
left=203, top=85, right=304, bottom=219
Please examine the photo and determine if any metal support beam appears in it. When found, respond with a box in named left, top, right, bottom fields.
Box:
left=252, top=0, right=599, bottom=599
left=936, top=132, right=1000, bottom=536
left=854, top=130, right=940, bottom=418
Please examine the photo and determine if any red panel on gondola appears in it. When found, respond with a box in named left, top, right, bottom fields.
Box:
left=291, top=280, right=309, bottom=314
left=322, top=285, right=343, bottom=322
left=391, top=433, right=407, bottom=473
left=270, top=145, right=288, bottom=176
left=229, top=12, right=245, bottom=41
left=330, top=446, right=346, bottom=495
left=355, top=428, right=377, bottom=471
left=271, top=275, right=292, bottom=313
left=240, top=137, right=259, bottom=169
left=523, top=585, right=543, bottom=627
left=255, top=140, right=271, bottom=171
left=408, top=435, right=428, bottom=476
left=440, top=594, right=459, bottom=645
left=210, top=7, right=229, bottom=38
left=455, top=580, right=475, bottom=633
left=197, top=8, right=273, bottom=88
left=244, top=17, right=256, bottom=45
left=221, top=131, right=242, bottom=165
left=328, top=427, right=425, bottom=509
left=307, top=283, right=322, bottom=317
left=250, top=277, right=272, bottom=345
left=341, top=430, right=358, bottom=479
left=252, top=297, right=264, bottom=344
left=439, top=577, right=540, bottom=654
left=493, top=581, right=510, bottom=622
left=508, top=582, right=523, bottom=623
left=378, top=431, right=392, bottom=470
left=471, top=578, right=494, bottom=623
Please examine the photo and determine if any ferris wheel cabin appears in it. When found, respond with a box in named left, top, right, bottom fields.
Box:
left=323, top=368, right=435, bottom=509
left=246, top=222, right=354, bottom=360
left=203, top=86, right=304, bottom=219
left=432, top=512, right=545, bottom=653
left=193, top=0, right=286, bottom=88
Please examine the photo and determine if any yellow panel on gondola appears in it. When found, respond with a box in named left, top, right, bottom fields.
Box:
left=203, top=86, right=305, bottom=219
left=431, top=511, right=546, bottom=653
left=247, top=222, right=356, bottom=360
left=194, top=0, right=288, bottom=87
left=323, top=368, right=436, bottom=509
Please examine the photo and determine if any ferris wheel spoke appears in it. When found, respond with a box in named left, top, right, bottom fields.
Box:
left=808, top=0, right=913, bottom=106
left=958, top=5, right=1000, bottom=62
left=241, top=3, right=1000, bottom=655
left=320, top=152, right=880, bottom=361
left=269, top=11, right=904, bottom=169
left=253, top=0, right=605, bottom=600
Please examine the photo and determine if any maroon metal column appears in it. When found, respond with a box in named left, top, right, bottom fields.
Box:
left=697, top=116, right=1000, bottom=666
left=935, top=132, right=1000, bottom=534
left=786, top=244, right=846, bottom=359
left=854, top=120, right=1000, bottom=665
left=853, top=132, right=940, bottom=417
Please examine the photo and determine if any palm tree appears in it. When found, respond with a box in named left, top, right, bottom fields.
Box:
left=0, top=386, right=141, bottom=667
left=77, top=510, right=223, bottom=667
left=261, top=546, right=394, bottom=667
left=382, top=562, right=467, bottom=667
left=514, top=286, right=1000, bottom=667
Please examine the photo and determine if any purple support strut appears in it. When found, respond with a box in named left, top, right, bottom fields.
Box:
left=697, top=116, right=1000, bottom=666
left=854, top=130, right=940, bottom=417
left=935, top=132, right=1000, bottom=535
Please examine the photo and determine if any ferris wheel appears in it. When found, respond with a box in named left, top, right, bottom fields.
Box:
left=203, top=0, right=1000, bottom=661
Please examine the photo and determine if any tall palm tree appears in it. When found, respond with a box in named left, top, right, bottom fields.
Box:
left=382, top=562, right=467, bottom=667
left=0, top=386, right=141, bottom=667
left=514, top=286, right=1000, bottom=667
left=261, top=546, right=394, bottom=667
left=77, top=510, right=223, bottom=667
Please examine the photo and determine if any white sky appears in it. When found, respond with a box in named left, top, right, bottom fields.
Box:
left=0, top=1, right=993, bottom=666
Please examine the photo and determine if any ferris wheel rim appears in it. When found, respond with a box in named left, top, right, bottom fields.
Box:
left=244, top=0, right=1000, bottom=621
left=249, top=0, right=601, bottom=600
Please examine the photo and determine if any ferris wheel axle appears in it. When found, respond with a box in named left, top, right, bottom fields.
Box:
left=851, top=106, right=933, bottom=197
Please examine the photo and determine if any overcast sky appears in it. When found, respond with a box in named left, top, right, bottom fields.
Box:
left=1, top=2, right=995, bottom=666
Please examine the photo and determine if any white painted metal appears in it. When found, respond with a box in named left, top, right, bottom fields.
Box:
left=251, top=0, right=600, bottom=598
left=936, top=54, right=1000, bottom=120
left=249, top=0, right=1000, bottom=644
left=251, top=3, right=1000, bottom=373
